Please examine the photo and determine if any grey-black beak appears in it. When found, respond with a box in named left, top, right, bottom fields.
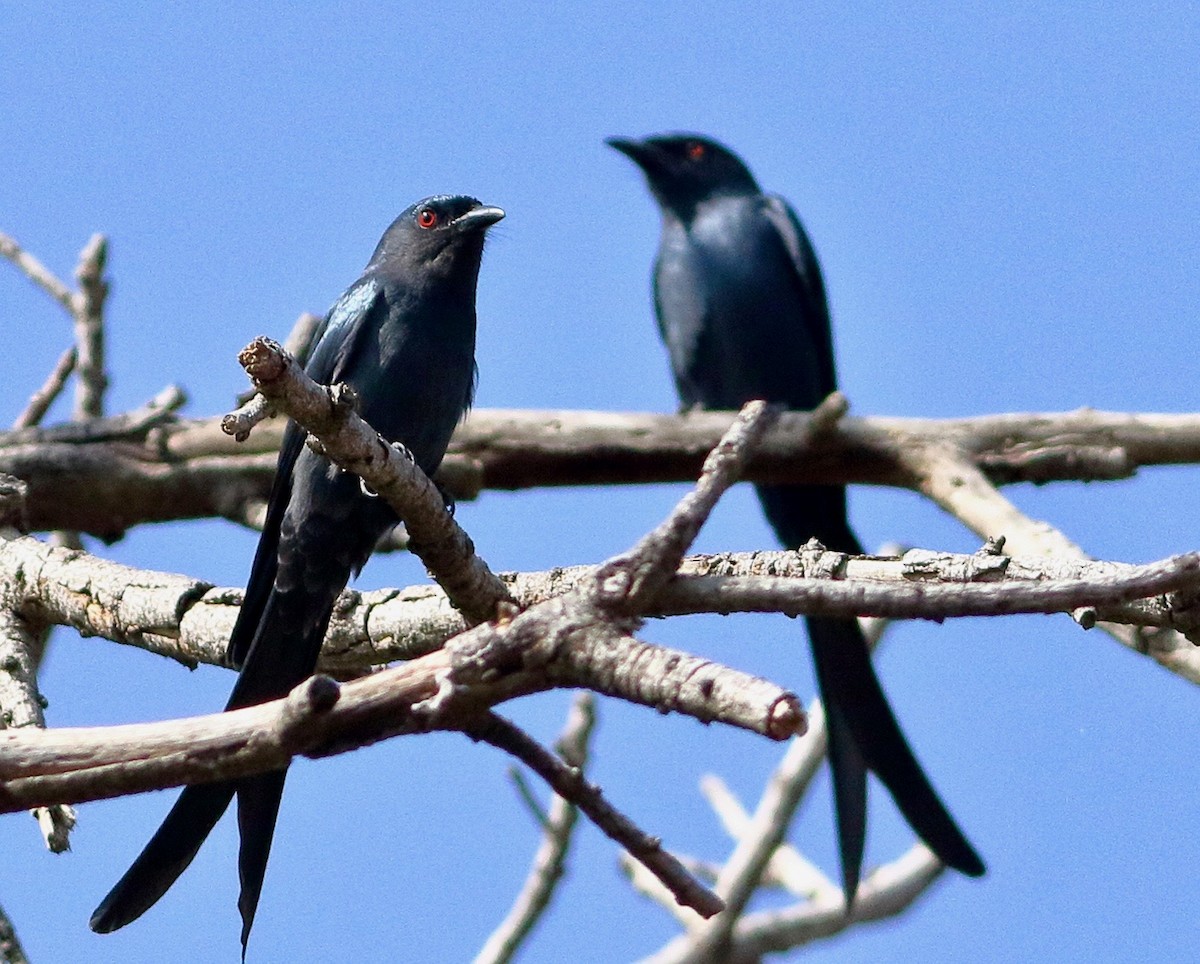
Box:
left=605, top=136, right=646, bottom=162
left=453, top=205, right=506, bottom=232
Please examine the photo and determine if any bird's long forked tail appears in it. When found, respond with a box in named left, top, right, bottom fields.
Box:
left=87, top=745, right=290, bottom=958
left=90, top=585, right=318, bottom=954
left=806, top=615, right=985, bottom=905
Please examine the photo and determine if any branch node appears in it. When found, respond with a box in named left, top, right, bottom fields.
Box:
left=280, top=674, right=341, bottom=738
left=767, top=696, right=807, bottom=740
left=238, top=336, right=290, bottom=385
left=979, top=535, right=1007, bottom=556
left=808, top=390, right=850, bottom=435
left=0, top=475, right=29, bottom=531
left=221, top=393, right=276, bottom=443
left=328, top=381, right=359, bottom=415
left=34, top=803, right=76, bottom=853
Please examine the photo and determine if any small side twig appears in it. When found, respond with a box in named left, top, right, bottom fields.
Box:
left=594, top=400, right=778, bottom=614
left=0, top=230, right=76, bottom=314
left=222, top=393, right=275, bottom=443
left=70, top=233, right=108, bottom=421
left=699, top=774, right=833, bottom=899
left=460, top=709, right=725, bottom=921
left=474, top=693, right=597, bottom=964
left=12, top=346, right=77, bottom=430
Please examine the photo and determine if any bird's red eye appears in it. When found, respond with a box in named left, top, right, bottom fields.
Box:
left=417, top=208, right=438, bottom=229
left=687, top=142, right=706, bottom=161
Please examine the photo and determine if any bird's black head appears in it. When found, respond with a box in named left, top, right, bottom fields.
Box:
left=367, top=195, right=505, bottom=277
left=606, top=133, right=760, bottom=220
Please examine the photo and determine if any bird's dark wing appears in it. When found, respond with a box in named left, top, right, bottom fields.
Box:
left=652, top=231, right=719, bottom=409
left=761, top=195, right=837, bottom=397
left=227, top=277, right=383, bottom=669
left=306, top=276, right=384, bottom=386
left=225, top=423, right=302, bottom=669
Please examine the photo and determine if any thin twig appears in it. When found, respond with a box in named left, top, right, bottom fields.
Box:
left=594, top=399, right=779, bottom=614
left=475, top=693, right=596, bottom=964
left=643, top=845, right=942, bottom=963
left=699, top=774, right=833, bottom=899
left=70, top=233, right=108, bottom=420
left=461, top=709, right=724, bottom=920
left=0, top=230, right=76, bottom=314
left=726, top=845, right=943, bottom=960
left=12, top=346, right=77, bottom=429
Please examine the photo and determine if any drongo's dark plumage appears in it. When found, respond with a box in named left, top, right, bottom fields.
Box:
left=90, top=195, right=503, bottom=953
left=608, top=133, right=983, bottom=902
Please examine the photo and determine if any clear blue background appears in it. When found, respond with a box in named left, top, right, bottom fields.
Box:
left=2, top=4, right=1198, bottom=962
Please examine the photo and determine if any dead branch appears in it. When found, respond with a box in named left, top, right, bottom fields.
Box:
left=5, top=529, right=1200, bottom=679
left=0, top=230, right=76, bottom=315
left=12, top=347, right=77, bottom=430
left=70, top=234, right=108, bottom=420
left=463, top=706, right=723, bottom=921
left=7, top=406, right=1200, bottom=536
left=475, top=693, right=596, bottom=964
left=232, top=336, right=514, bottom=625
left=896, top=439, right=1200, bottom=682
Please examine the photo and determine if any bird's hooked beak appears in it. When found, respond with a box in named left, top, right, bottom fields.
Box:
left=605, top=136, right=662, bottom=175
left=606, top=136, right=644, bottom=160
left=452, top=205, right=506, bottom=232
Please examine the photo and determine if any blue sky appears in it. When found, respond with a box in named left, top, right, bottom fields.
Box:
left=2, top=4, right=1198, bottom=962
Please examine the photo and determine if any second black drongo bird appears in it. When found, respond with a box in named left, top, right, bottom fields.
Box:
left=90, top=195, right=504, bottom=953
left=607, top=133, right=984, bottom=902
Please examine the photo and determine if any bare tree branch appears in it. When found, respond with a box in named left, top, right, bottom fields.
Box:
left=465, top=713, right=723, bottom=920
left=699, top=774, right=833, bottom=898
left=464, top=700, right=724, bottom=924
left=645, top=845, right=944, bottom=964
left=0, top=482, right=78, bottom=852
left=12, top=346, right=77, bottom=430
left=0, top=606, right=800, bottom=810
left=476, top=693, right=596, bottom=964
left=896, top=438, right=1200, bottom=681
left=6, top=406, right=1200, bottom=537
left=5, top=527, right=1200, bottom=679
left=70, top=233, right=108, bottom=421
left=233, top=336, right=515, bottom=625
left=0, top=230, right=77, bottom=314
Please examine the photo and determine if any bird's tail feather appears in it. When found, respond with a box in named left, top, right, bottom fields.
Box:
left=818, top=691, right=869, bottom=902
left=89, top=780, right=237, bottom=933
left=90, top=578, right=332, bottom=941
left=236, top=770, right=288, bottom=957
left=807, top=615, right=985, bottom=901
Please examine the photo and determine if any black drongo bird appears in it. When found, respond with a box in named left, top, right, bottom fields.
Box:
left=90, top=195, right=504, bottom=953
left=607, top=133, right=984, bottom=903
